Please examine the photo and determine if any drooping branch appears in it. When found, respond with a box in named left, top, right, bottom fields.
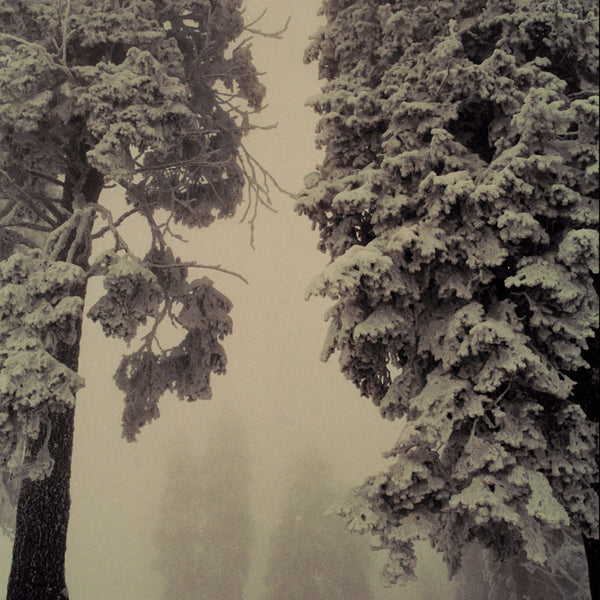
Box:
left=237, top=142, right=294, bottom=246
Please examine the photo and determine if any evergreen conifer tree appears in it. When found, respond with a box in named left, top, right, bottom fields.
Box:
left=0, top=2, right=271, bottom=597
left=298, top=0, right=599, bottom=594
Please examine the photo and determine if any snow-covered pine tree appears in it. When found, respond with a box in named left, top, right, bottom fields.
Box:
left=298, top=0, right=599, bottom=595
left=154, top=421, right=252, bottom=600
left=264, top=453, right=374, bottom=600
left=0, top=2, right=271, bottom=598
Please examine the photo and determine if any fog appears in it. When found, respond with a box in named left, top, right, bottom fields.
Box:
left=0, top=2, right=457, bottom=598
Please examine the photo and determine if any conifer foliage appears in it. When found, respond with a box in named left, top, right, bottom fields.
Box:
left=0, top=1, right=268, bottom=598
left=299, top=0, right=599, bottom=591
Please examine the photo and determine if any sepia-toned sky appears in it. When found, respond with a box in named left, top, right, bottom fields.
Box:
left=0, top=2, right=454, bottom=598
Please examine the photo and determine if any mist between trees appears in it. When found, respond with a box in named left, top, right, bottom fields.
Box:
left=153, top=419, right=592, bottom=599
left=152, top=420, right=463, bottom=600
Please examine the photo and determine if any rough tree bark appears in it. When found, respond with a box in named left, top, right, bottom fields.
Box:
left=7, top=392, right=77, bottom=599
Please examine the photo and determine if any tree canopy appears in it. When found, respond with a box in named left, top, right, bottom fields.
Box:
left=298, top=0, right=599, bottom=587
left=0, top=0, right=268, bottom=488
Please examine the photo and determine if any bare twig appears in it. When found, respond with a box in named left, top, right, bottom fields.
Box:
left=0, top=33, right=72, bottom=78
left=25, top=169, right=65, bottom=188
left=0, top=199, right=17, bottom=221
left=147, top=261, right=249, bottom=284
left=141, top=301, right=170, bottom=353
left=91, top=206, right=140, bottom=239
left=2, top=221, right=54, bottom=232
left=244, top=10, right=290, bottom=39
left=236, top=142, right=292, bottom=248
left=61, top=0, right=72, bottom=66
left=0, top=169, right=61, bottom=226
left=244, top=8, right=268, bottom=30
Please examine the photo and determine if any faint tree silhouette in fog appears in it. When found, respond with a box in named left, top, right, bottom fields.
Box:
left=154, top=420, right=252, bottom=600
left=264, top=453, right=373, bottom=600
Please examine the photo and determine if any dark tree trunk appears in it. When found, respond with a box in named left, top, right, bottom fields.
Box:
left=6, top=161, right=103, bottom=600
left=7, top=325, right=82, bottom=600
left=583, top=536, right=599, bottom=600
left=7, top=410, right=77, bottom=600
